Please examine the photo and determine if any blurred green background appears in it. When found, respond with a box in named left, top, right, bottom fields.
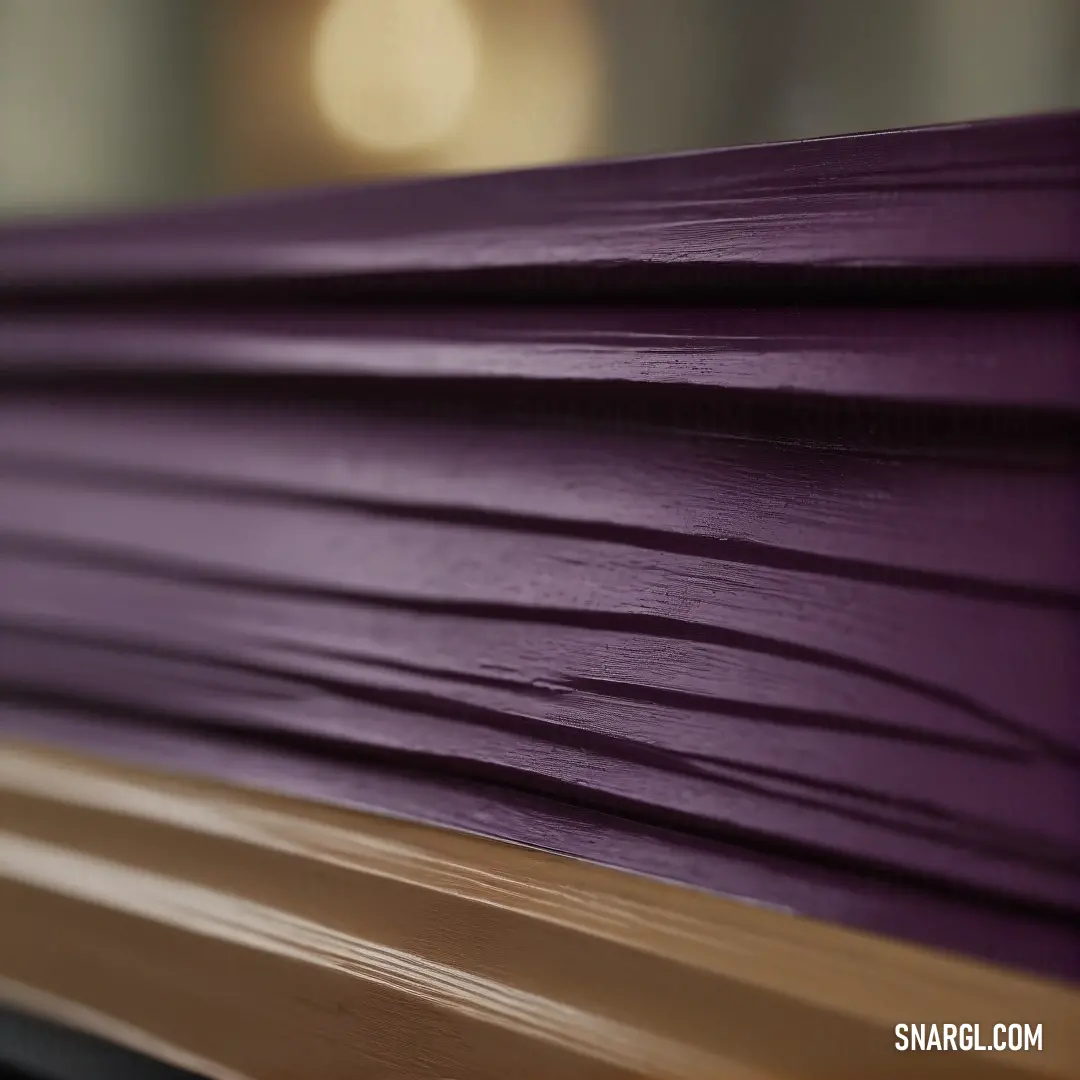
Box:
left=1, top=0, right=1079, bottom=221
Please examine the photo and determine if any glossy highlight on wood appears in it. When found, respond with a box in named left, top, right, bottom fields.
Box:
left=1, top=742, right=1077, bottom=1080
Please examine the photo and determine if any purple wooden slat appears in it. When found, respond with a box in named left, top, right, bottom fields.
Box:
left=8, top=451, right=1080, bottom=727
left=0, top=397, right=1075, bottom=596
left=3, top=465, right=1078, bottom=752
left=1, top=308, right=1078, bottom=411
left=1, top=552, right=1060, bottom=825
left=0, top=112, right=1076, bottom=294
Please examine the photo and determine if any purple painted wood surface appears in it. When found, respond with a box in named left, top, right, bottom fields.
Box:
left=1, top=308, right=1078, bottom=411
left=0, top=112, right=1078, bottom=983
left=0, top=112, right=1076, bottom=295
left=1, top=395, right=1077, bottom=979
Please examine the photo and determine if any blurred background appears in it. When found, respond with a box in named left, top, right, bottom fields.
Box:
left=1, top=0, right=1079, bottom=222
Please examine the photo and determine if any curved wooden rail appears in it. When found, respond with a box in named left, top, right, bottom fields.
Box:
left=0, top=741, right=1076, bottom=1080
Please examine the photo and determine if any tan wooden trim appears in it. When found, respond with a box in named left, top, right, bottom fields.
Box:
left=0, top=739, right=1076, bottom=1079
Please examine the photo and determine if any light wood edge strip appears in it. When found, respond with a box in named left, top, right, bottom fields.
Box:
left=0, top=738, right=1076, bottom=1080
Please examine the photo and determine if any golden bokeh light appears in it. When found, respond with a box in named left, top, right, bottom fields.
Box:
left=430, top=0, right=603, bottom=173
left=311, top=0, right=479, bottom=155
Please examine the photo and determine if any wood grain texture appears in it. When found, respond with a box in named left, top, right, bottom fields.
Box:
left=1, top=742, right=1077, bottom=1080
left=1, top=395, right=1076, bottom=981
left=0, top=111, right=1076, bottom=297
